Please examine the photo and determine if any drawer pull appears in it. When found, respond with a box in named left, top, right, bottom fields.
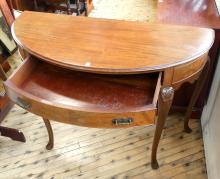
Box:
left=112, top=118, right=133, bottom=126
left=16, top=97, right=31, bottom=110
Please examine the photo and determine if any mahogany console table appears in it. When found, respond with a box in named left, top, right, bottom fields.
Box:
left=4, top=11, right=214, bottom=169
left=9, top=0, right=219, bottom=118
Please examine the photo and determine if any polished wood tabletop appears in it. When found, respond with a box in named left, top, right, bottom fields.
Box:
left=12, top=11, right=214, bottom=73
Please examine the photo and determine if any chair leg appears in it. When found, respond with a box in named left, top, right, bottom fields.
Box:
left=151, top=87, right=174, bottom=169
left=42, top=118, right=54, bottom=150
left=184, top=57, right=210, bottom=133
left=76, top=0, right=80, bottom=15
left=66, top=0, right=71, bottom=15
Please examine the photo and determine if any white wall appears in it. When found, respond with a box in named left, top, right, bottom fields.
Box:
left=202, top=54, right=220, bottom=179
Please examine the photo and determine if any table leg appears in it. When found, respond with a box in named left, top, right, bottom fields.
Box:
left=0, top=126, right=26, bottom=142
left=151, top=86, right=174, bottom=169
left=42, top=118, right=54, bottom=150
left=184, top=57, right=210, bottom=133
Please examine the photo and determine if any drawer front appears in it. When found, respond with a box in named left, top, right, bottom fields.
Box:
left=172, top=55, right=206, bottom=84
left=5, top=87, right=156, bottom=128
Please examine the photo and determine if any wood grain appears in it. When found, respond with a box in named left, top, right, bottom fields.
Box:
left=12, top=11, right=214, bottom=74
left=172, top=55, right=207, bottom=84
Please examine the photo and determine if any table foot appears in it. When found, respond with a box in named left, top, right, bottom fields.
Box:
left=151, top=160, right=159, bottom=169
left=184, top=125, right=192, bottom=133
left=0, top=126, right=26, bottom=142
left=46, top=142, right=53, bottom=150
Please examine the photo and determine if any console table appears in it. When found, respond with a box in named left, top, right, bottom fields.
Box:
left=9, top=0, right=219, bottom=118
left=4, top=11, right=214, bottom=169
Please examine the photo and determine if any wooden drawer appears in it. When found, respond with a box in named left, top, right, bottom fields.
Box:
left=4, top=56, right=161, bottom=128
left=172, top=55, right=207, bottom=84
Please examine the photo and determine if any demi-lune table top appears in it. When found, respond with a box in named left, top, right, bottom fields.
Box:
left=12, top=11, right=214, bottom=74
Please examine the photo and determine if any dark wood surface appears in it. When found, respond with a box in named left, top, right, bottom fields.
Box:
left=12, top=11, right=214, bottom=74
left=11, top=0, right=35, bottom=11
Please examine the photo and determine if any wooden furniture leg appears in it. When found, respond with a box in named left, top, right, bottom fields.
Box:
left=184, top=58, right=210, bottom=133
left=0, top=126, right=26, bottom=142
left=84, top=0, right=88, bottom=16
left=42, top=118, right=54, bottom=150
left=151, top=86, right=174, bottom=169
left=66, top=0, right=71, bottom=15
left=76, top=0, right=80, bottom=15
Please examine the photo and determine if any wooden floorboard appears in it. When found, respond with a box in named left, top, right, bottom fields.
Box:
left=0, top=105, right=207, bottom=179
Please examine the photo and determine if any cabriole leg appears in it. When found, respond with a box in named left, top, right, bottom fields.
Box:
left=151, top=87, right=174, bottom=169
left=184, top=58, right=210, bottom=133
left=42, top=118, right=54, bottom=150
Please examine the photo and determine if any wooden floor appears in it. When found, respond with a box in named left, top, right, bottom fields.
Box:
left=0, top=105, right=207, bottom=179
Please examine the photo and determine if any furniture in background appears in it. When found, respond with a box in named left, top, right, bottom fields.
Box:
left=0, top=0, right=25, bottom=142
left=34, top=0, right=72, bottom=15
left=11, top=0, right=93, bottom=15
left=5, top=11, right=214, bottom=168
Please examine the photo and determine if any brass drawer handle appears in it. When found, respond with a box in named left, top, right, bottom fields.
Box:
left=112, top=117, right=133, bottom=126
left=16, top=97, right=31, bottom=110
